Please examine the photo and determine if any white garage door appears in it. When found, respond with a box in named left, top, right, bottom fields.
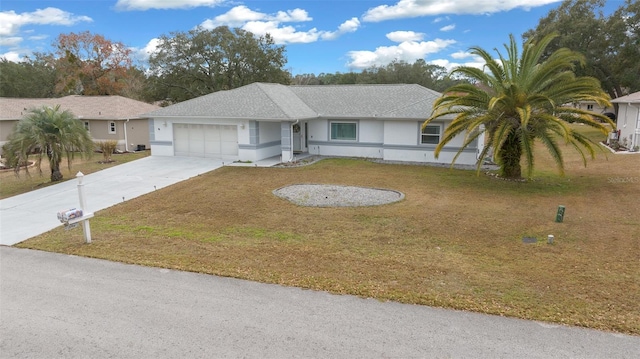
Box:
left=174, top=124, right=238, bottom=158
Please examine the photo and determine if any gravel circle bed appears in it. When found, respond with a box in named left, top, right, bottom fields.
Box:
left=273, top=184, right=404, bottom=207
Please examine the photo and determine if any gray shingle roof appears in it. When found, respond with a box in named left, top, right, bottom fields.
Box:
left=146, top=83, right=444, bottom=120
left=611, top=91, right=640, bottom=104
left=0, top=95, right=159, bottom=121
left=146, top=83, right=316, bottom=120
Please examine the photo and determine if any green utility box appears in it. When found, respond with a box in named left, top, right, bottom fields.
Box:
left=555, top=205, right=565, bottom=223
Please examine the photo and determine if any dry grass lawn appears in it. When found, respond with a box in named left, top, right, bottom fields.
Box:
left=17, top=126, right=640, bottom=335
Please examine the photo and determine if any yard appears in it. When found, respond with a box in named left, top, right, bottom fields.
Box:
left=16, top=125, right=640, bottom=335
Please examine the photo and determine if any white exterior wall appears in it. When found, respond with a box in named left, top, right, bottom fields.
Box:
left=150, top=116, right=480, bottom=165
left=150, top=117, right=243, bottom=159
left=149, top=118, right=174, bottom=156
left=617, top=103, right=640, bottom=150
left=382, top=119, right=478, bottom=165
left=238, top=121, right=281, bottom=162
left=307, top=118, right=383, bottom=159
left=576, top=101, right=613, bottom=114
left=256, top=121, right=281, bottom=161
left=307, top=118, right=479, bottom=165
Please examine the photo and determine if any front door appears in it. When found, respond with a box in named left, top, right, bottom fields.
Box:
left=293, top=121, right=306, bottom=153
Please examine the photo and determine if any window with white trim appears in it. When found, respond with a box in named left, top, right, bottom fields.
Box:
left=108, top=121, right=116, bottom=134
left=330, top=121, right=357, bottom=141
left=421, top=124, right=441, bottom=144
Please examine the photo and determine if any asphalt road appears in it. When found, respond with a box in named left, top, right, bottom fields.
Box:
left=1, top=247, right=638, bottom=358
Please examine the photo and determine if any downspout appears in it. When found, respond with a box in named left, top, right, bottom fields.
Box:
left=124, top=119, right=130, bottom=152
left=291, top=119, right=299, bottom=161
left=629, top=103, right=640, bottom=150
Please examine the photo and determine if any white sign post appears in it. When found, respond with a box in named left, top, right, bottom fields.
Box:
left=76, top=172, right=92, bottom=243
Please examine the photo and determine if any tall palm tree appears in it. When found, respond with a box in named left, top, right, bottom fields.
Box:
left=2, top=105, right=94, bottom=181
left=424, top=33, right=614, bottom=179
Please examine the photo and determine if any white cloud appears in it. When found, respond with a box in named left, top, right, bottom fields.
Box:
left=386, top=31, right=425, bottom=42
left=321, top=18, right=360, bottom=41
left=363, top=0, right=561, bottom=22
left=440, top=24, right=455, bottom=32
left=274, top=9, right=312, bottom=22
left=131, top=37, right=161, bottom=63
left=201, top=5, right=276, bottom=28
left=450, top=51, right=475, bottom=59
left=347, top=38, right=456, bottom=69
left=429, top=58, right=485, bottom=72
left=28, top=35, right=48, bottom=41
left=201, top=6, right=359, bottom=44
left=115, top=0, right=225, bottom=11
left=431, top=50, right=486, bottom=71
left=1, top=51, right=23, bottom=62
left=0, top=7, right=92, bottom=37
left=243, top=21, right=321, bottom=44
left=0, top=36, right=22, bottom=47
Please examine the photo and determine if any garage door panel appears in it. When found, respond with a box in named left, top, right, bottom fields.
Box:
left=174, top=123, right=237, bottom=158
left=189, top=124, right=205, bottom=156
left=174, top=124, right=190, bottom=156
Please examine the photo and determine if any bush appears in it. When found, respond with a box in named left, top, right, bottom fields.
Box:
left=96, top=140, right=118, bottom=162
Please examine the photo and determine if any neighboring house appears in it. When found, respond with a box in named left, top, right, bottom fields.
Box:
left=574, top=100, right=614, bottom=115
left=146, top=83, right=484, bottom=166
left=0, top=95, right=159, bottom=154
left=611, top=91, right=640, bottom=151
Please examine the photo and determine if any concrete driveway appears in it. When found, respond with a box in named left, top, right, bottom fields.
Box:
left=1, top=246, right=638, bottom=358
left=0, top=156, right=223, bottom=246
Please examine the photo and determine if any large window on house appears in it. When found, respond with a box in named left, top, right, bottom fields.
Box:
left=108, top=121, right=116, bottom=134
left=330, top=121, right=357, bottom=141
left=421, top=124, right=441, bottom=144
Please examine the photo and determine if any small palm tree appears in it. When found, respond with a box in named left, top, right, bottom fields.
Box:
left=2, top=105, right=94, bottom=181
left=424, top=33, right=614, bottom=179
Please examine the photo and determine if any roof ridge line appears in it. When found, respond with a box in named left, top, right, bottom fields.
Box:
left=255, top=83, right=318, bottom=119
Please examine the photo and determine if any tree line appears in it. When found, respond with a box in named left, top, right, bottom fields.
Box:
left=1, top=0, right=638, bottom=105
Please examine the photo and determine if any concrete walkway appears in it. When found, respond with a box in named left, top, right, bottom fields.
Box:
left=1, top=246, right=638, bottom=358
left=0, top=156, right=224, bottom=246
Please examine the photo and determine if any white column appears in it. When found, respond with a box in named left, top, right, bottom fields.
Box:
left=76, top=172, right=92, bottom=244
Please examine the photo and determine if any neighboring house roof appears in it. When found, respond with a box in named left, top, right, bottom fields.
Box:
left=146, top=83, right=444, bottom=120
left=611, top=91, right=640, bottom=104
left=0, top=95, right=159, bottom=121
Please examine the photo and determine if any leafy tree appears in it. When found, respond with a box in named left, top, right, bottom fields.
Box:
left=296, top=60, right=461, bottom=91
left=358, top=60, right=461, bottom=92
left=53, top=31, right=135, bottom=96
left=148, top=26, right=290, bottom=103
left=0, top=56, right=57, bottom=98
left=2, top=105, right=94, bottom=182
left=291, top=73, right=322, bottom=85
left=424, top=34, right=613, bottom=179
left=524, top=0, right=640, bottom=99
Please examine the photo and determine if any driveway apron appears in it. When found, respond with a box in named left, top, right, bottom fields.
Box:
left=0, top=156, right=223, bottom=246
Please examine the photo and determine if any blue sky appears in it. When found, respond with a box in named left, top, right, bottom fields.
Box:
left=0, top=0, right=620, bottom=75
